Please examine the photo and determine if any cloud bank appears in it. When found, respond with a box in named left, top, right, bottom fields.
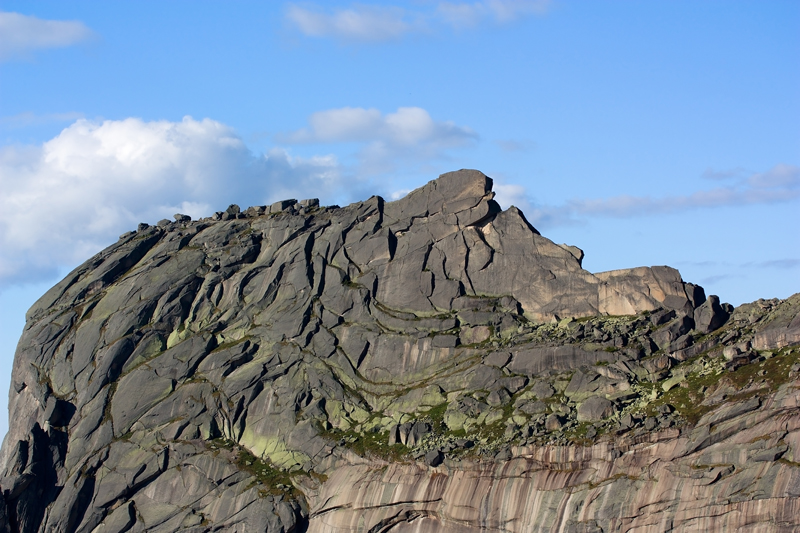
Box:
left=0, top=117, right=348, bottom=287
left=285, top=1, right=551, bottom=42
left=0, top=11, right=93, bottom=61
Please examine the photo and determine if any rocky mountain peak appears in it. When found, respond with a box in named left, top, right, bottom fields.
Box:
left=384, top=168, right=499, bottom=226
left=373, top=169, right=699, bottom=321
left=1, top=169, right=798, bottom=532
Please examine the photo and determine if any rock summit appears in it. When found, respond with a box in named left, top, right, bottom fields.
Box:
left=1, top=169, right=798, bottom=532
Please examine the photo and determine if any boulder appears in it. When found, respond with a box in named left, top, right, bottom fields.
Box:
left=577, top=396, right=615, bottom=422
left=652, top=315, right=694, bottom=350
left=545, top=413, right=565, bottom=431
left=424, top=449, right=444, bottom=467
left=532, top=381, right=556, bottom=399
left=487, top=388, right=511, bottom=407
left=694, top=295, right=729, bottom=334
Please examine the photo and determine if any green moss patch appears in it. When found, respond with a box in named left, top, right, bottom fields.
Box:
left=646, top=347, right=800, bottom=425
left=317, top=425, right=409, bottom=461
left=210, top=438, right=307, bottom=497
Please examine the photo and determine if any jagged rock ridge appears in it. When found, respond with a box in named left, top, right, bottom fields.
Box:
left=0, top=169, right=798, bottom=532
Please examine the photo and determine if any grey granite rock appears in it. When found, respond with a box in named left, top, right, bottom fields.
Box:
left=577, top=396, right=615, bottom=422
left=694, top=294, right=730, bottom=334
left=531, top=381, right=556, bottom=399
left=1, top=169, right=798, bottom=533
left=424, top=449, right=444, bottom=467
left=652, top=314, right=695, bottom=350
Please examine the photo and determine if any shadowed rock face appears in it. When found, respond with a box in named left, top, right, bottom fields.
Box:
left=0, top=169, right=798, bottom=532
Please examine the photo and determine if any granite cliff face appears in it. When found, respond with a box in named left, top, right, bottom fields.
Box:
left=1, top=170, right=798, bottom=532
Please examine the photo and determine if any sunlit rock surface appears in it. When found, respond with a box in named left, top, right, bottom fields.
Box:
left=1, top=170, right=798, bottom=532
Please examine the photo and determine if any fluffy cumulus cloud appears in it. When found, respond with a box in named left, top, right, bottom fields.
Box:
left=0, top=117, right=349, bottom=287
left=0, top=11, right=93, bottom=61
left=285, top=1, right=550, bottom=42
left=0, top=109, right=478, bottom=288
left=280, top=106, right=477, bottom=173
left=284, top=106, right=475, bottom=146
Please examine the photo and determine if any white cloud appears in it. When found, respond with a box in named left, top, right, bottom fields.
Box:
left=0, top=11, right=93, bottom=61
left=701, top=164, right=800, bottom=190
left=279, top=106, right=477, bottom=175
left=284, top=105, right=476, bottom=150
left=747, top=163, right=800, bottom=189
left=701, top=166, right=747, bottom=181
left=514, top=164, right=800, bottom=229
left=390, top=188, right=412, bottom=200
left=285, top=1, right=550, bottom=42
left=487, top=0, right=551, bottom=20
left=493, top=182, right=531, bottom=211
left=285, top=4, right=418, bottom=42
left=484, top=165, right=800, bottom=230
left=566, top=164, right=800, bottom=218
left=0, top=117, right=353, bottom=287
left=284, top=106, right=476, bottom=146
left=285, top=107, right=383, bottom=143
left=0, top=111, right=479, bottom=287
left=751, top=259, right=800, bottom=270
left=494, top=139, right=535, bottom=153
left=438, top=0, right=551, bottom=28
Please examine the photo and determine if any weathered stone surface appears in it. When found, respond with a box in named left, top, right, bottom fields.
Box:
left=1, top=169, right=798, bottom=533
left=509, top=344, right=616, bottom=375
left=577, top=395, right=615, bottom=422
left=424, top=449, right=443, bottom=467
left=694, top=294, right=730, bottom=334
left=531, top=380, right=555, bottom=399
left=652, top=314, right=695, bottom=350
left=307, top=396, right=800, bottom=532
left=752, top=297, right=800, bottom=351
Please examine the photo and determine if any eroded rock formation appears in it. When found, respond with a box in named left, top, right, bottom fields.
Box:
left=1, top=170, right=798, bottom=532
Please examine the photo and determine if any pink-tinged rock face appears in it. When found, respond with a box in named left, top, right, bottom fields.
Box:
left=307, top=385, right=800, bottom=532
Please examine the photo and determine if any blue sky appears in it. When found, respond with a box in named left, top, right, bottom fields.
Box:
left=0, top=0, right=798, bottom=438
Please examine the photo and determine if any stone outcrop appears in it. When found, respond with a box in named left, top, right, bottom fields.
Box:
left=0, top=169, right=798, bottom=532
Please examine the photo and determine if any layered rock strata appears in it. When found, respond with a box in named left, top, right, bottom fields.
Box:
left=0, top=170, right=798, bottom=532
